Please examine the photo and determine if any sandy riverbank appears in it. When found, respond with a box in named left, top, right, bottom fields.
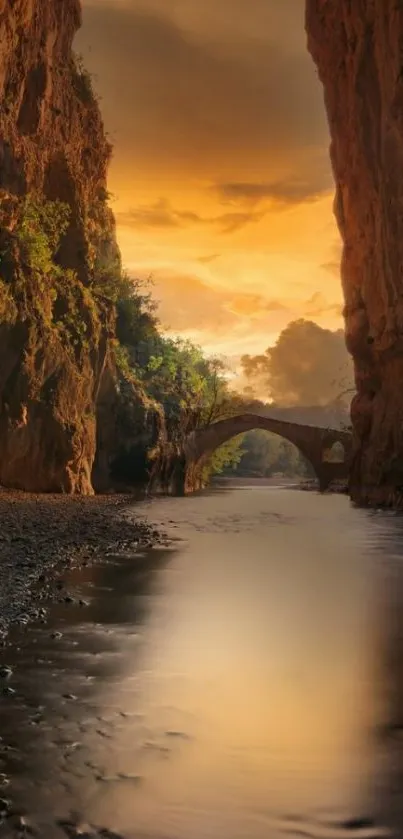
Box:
left=0, top=489, right=165, bottom=637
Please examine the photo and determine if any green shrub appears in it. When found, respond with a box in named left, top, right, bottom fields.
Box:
left=0, top=278, right=17, bottom=324
left=97, top=187, right=112, bottom=203
left=91, top=252, right=124, bottom=301
left=113, top=341, right=132, bottom=378
left=15, top=196, right=70, bottom=274
left=72, top=53, right=97, bottom=104
left=53, top=269, right=100, bottom=353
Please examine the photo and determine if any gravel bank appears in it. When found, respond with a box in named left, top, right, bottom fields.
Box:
left=0, top=490, right=164, bottom=637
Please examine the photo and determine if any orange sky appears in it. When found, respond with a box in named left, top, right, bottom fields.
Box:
left=77, top=0, right=342, bottom=364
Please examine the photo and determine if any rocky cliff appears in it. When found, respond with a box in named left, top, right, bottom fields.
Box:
left=306, top=0, right=403, bottom=506
left=0, top=0, right=158, bottom=493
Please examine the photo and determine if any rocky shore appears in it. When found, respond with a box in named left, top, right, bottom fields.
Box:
left=0, top=477, right=349, bottom=641
left=0, top=490, right=164, bottom=638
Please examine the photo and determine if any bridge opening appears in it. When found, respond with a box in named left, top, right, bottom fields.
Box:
left=217, top=430, right=314, bottom=483
left=322, top=440, right=346, bottom=465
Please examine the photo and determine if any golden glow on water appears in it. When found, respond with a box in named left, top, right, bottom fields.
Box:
left=1, top=488, right=401, bottom=838
left=66, top=490, right=382, bottom=837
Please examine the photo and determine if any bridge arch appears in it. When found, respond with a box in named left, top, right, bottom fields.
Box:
left=183, top=414, right=352, bottom=494
left=322, top=439, right=346, bottom=464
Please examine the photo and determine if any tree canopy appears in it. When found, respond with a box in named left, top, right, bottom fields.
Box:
left=241, top=318, right=354, bottom=406
left=114, top=276, right=245, bottom=477
left=223, top=429, right=312, bottom=479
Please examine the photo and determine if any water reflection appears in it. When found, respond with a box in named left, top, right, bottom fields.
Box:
left=0, top=549, right=174, bottom=838
left=362, top=512, right=403, bottom=834
left=2, top=490, right=403, bottom=837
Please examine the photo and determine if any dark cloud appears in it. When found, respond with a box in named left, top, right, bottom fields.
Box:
left=116, top=200, right=201, bottom=230
left=216, top=211, right=266, bottom=234
left=105, top=0, right=307, bottom=56
left=197, top=253, right=221, bottom=264
left=77, top=2, right=329, bottom=180
left=117, top=199, right=266, bottom=234
left=215, top=170, right=334, bottom=207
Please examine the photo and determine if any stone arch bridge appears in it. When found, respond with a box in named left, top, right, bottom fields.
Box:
left=169, top=414, right=352, bottom=495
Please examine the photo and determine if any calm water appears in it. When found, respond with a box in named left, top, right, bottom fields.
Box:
left=2, top=486, right=403, bottom=838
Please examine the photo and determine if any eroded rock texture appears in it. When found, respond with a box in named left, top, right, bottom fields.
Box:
left=306, top=0, right=403, bottom=506
left=0, top=0, right=156, bottom=492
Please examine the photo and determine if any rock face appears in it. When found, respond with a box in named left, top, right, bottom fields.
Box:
left=92, top=360, right=163, bottom=493
left=0, top=0, right=155, bottom=492
left=306, top=1, right=403, bottom=506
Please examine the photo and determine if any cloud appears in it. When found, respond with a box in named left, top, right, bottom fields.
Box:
left=215, top=211, right=266, bottom=234
left=84, top=0, right=306, bottom=59
left=214, top=171, right=334, bottom=207
left=321, top=262, right=340, bottom=276
left=197, top=253, right=221, bottom=264
left=320, top=240, right=342, bottom=277
left=116, top=199, right=201, bottom=229
left=240, top=319, right=353, bottom=406
left=138, top=267, right=338, bottom=349
left=127, top=265, right=344, bottom=351
left=151, top=271, right=246, bottom=332
left=303, top=292, right=342, bottom=319
left=117, top=198, right=266, bottom=234
left=77, top=2, right=329, bottom=181
left=76, top=1, right=343, bottom=363
left=146, top=270, right=294, bottom=338
left=227, top=295, right=288, bottom=317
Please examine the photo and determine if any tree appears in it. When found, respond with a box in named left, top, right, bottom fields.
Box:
left=203, top=436, right=245, bottom=483
left=112, top=275, right=246, bottom=478
left=227, top=429, right=312, bottom=478
left=116, top=275, right=159, bottom=353
left=111, top=273, right=270, bottom=483
left=241, top=319, right=354, bottom=407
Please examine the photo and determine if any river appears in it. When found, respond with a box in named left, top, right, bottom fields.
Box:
left=2, top=485, right=403, bottom=838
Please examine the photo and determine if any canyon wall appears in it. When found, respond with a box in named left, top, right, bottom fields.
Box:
left=0, top=0, right=158, bottom=492
left=306, top=0, right=403, bottom=506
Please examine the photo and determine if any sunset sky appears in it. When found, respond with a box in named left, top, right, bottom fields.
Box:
left=77, top=0, right=342, bottom=364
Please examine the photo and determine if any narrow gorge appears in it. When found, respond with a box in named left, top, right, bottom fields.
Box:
left=1, top=0, right=403, bottom=505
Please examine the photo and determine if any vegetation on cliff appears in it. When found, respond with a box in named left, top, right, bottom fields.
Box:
left=0, top=166, right=241, bottom=492
left=0, top=0, right=125, bottom=493
left=0, top=0, right=186, bottom=495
